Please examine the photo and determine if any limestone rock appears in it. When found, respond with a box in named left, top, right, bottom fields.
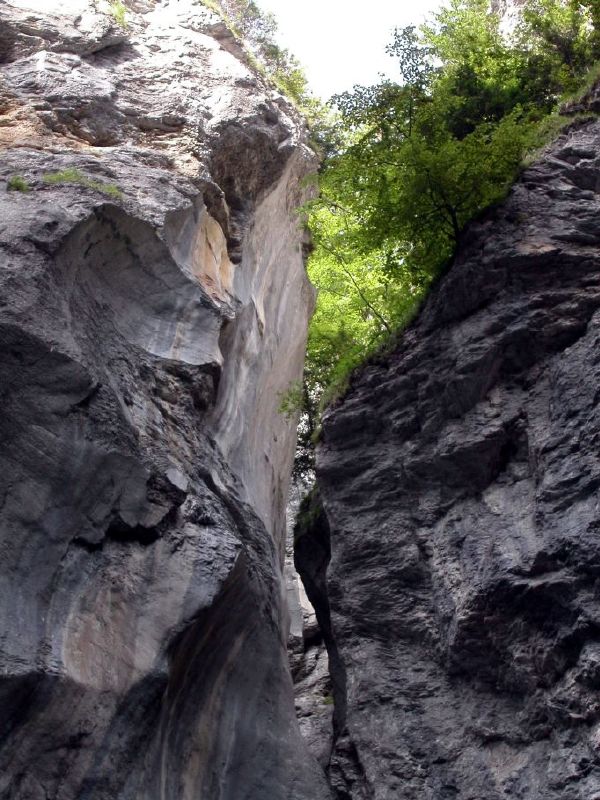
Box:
left=0, top=1, right=329, bottom=798
left=316, top=118, right=600, bottom=799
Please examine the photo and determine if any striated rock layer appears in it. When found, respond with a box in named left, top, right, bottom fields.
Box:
left=0, top=1, right=329, bottom=798
left=313, top=118, right=600, bottom=799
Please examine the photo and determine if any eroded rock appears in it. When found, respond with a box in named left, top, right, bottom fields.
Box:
left=0, top=1, right=328, bottom=798
left=316, top=118, right=600, bottom=799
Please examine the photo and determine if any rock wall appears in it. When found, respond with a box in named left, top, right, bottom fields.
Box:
left=312, top=117, right=600, bottom=799
left=0, top=2, right=329, bottom=798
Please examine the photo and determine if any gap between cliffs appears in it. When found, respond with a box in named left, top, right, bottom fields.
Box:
left=292, top=489, right=370, bottom=799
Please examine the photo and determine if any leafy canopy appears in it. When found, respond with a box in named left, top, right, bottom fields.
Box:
left=290, top=0, right=600, bottom=478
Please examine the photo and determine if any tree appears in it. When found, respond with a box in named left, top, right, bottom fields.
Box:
left=303, top=0, right=600, bottom=427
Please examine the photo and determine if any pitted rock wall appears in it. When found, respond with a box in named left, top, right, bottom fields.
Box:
left=315, top=118, right=600, bottom=799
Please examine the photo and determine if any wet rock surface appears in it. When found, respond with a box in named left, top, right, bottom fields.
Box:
left=316, top=118, right=600, bottom=799
left=0, top=2, right=329, bottom=799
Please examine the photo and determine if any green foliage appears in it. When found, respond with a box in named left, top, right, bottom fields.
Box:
left=307, top=202, right=427, bottom=404
left=43, top=167, right=83, bottom=184
left=43, top=168, right=123, bottom=198
left=109, top=0, right=128, bottom=29
left=303, top=0, right=600, bottom=432
left=519, top=0, right=600, bottom=92
left=7, top=175, right=30, bottom=192
left=278, top=380, right=304, bottom=420
left=97, top=183, right=122, bottom=199
left=562, top=58, right=600, bottom=105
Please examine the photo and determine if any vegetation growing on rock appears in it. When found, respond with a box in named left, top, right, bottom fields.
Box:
left=43, top=168, right=123, bottom=198
left=295, top=0, right=600, bottom=470
left=7, top=175, right=30, bottom=192
left=109, top=0, right=128, bottom=29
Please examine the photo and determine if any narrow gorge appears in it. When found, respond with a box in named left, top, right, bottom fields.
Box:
left=2, top=1, right=600, bottom=800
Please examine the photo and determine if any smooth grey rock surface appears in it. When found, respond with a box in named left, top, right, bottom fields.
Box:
left=0, top=2, right=328, bottom=798
left=315, top=118, right=600, bottom=799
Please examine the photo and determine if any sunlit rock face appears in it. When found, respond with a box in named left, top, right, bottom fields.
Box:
left=0, top=1, right=328, bottom=798
left=315, top=117, right=600, bottom=799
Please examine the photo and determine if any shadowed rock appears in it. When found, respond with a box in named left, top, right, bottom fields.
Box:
left=317, top=118, right=600, bottom=799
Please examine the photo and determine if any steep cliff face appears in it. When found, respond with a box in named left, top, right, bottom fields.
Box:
left=310, top=117, right=600, bottom=799
left=0, top=2, right=329, bottom=798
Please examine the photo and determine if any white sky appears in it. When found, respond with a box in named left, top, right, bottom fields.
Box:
left=256, top=0, right=443, bottom=99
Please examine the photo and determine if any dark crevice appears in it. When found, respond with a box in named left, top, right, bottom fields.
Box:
left=294, top=489, right=375, bottom=798
left=72, top=536, right=104, bottom=553
left=105, top=516, right=162, bottom=546
left=292, top=486, right=376, bottom=799
left=73, top=472, right=187, bottom=552
left=294, top=488, right=347, bottom=738
left=329, top=735, right=372, bottom=800
left=303, top=626, right=324, bottom=650
left=72, top=381, right=102, bottom=409
left=83, top=40, right=141, bottom=64
left=497, top=434, right=520, bottom=474
left=72, top=514, right=164, bottom=551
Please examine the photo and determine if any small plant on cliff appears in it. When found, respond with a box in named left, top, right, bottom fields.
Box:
left=109, top=0, right=128, bottom=29
left=43, top=168, right=123, bottom=199
left=7, top=175, right=30, bottom=192
left=278, top=380, right=304, bottom=421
